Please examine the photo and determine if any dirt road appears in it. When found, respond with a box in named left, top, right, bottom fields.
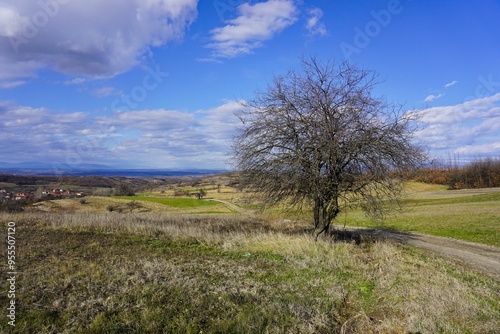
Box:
left=207, top=199, right=254, bottom=215
left=208, top=199, right=500, bottom=280
left=344, top=226, right=500, bottom=280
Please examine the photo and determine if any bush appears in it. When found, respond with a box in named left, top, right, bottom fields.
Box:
left=114, top=184, right=135, bottom=196
left=0, top=200, right=25, bottom=213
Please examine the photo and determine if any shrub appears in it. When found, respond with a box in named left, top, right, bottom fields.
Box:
left=115, top=184, right=135, bottom=196
left=0, top=200, right=25, bottom=213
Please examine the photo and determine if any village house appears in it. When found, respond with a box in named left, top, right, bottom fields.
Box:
left=14, top=192, right=29, bottom=200
left=40, top=188, right=83, bottom=199
left=49, top=189, right=71, bottom=198
left=0, top=189, right=11, bottom=201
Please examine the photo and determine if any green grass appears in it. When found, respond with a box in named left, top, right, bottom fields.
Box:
left=114, top=196, right=220, bottom=208
left=343, top=186, right=500, bottom=247
left=1, top=213, right=498, bottom=333
left=1, top=182, right=499, bottom=332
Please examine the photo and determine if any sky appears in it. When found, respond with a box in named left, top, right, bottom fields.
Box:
left=0, top=0, right=499, bottom=170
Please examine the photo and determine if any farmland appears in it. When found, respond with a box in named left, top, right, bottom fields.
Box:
left=340, top=183, right=500, bottom=247
left=1, top=176, right=499, bottom=333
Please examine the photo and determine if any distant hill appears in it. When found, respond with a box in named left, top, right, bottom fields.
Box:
left=0, top=161, right=113, bottom=171
left=0, top=161, right=225, bottom=177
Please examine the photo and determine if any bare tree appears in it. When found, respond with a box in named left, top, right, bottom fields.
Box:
left=233, top=57, right=426, bottom=238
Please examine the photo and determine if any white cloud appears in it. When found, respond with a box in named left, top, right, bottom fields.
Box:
left=0, top=0, right=198, bottom=88
left=0, top=4, right=29, bottom=37
left=207, top=0, right=298, bottom=58
left=412, top=93, right=500, bottom=159
left=0, top=101, right=96, bottom=163
left=92, top=86, right=122, bottom=98
left=0, top=100, right=245, bottom=169
left=305, top=7, right=327, bottom=37
left=109, top=109, right=196, bottom=131
left=444, top=80, right=458, bottom=88
left=424, top=93, right=444, bottom=102
left=64, top=78, right=87, bottom=86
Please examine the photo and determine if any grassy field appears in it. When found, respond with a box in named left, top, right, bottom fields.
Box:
left=28, top=182, right=500, bottom=246
left=341, top=183, right=500, bottom=247
left=114, top=196, right=221, bottom=208
left=30, top=195, right=235, bottom=215
left=1, top=211, right=499, bottom=333
left=1, top=181, right=499, bottom=332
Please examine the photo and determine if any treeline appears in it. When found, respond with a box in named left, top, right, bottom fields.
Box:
left=407, top=158, right=500, bottom=189
left=0, top=174, right=150, bottom=188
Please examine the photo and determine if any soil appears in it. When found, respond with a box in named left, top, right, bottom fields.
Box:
left=339, top=226, right=500, bottom=280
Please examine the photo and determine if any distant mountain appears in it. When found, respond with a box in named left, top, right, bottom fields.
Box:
left=0, top=161, right=226, bottom=177
left=0, top=161, right=114, bottom=171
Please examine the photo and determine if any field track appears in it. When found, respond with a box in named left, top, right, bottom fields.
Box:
left=341, top=226, right=500, bottom=280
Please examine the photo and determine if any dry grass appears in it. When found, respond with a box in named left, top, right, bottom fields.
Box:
left=1, top=211, right=499, bottom=333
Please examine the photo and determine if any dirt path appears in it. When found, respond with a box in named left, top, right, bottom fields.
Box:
left=206, top=197, right=500, bottom=280
left=207, top=199, right=254, bottom=215
left=341, top=226, right=500, bottom=280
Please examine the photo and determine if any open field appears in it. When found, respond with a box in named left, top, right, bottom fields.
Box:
left=30, top=195, right=235, bottom=215
left=1, top=211, right=499, bottom=333
left=28, top=181, right=500, bottom=246
left=1, top=179, right=499, bottom=332
left=114, top=196, right=222, bottom=208
left=341, top=183, right=500, bottom=247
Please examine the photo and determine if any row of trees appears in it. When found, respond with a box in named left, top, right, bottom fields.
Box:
left=409, top=158, right=500, bottom=189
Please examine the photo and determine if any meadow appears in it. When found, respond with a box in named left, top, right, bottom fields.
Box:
left=0, top=181, right=499, bottom=333
left=341, top=183, right=500, bottom=247
left=114, top=195, right=221, bottom=208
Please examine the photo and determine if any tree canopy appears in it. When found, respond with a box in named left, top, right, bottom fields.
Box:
left=233, top=57, right=426, bottom=237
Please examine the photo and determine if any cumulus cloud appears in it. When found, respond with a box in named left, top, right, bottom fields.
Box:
left=207, top=0, right=298, bottom=58
left=0, top=100, right=245, bottom=169
left=0, top=0, right=198, bottom=88
left=0, top=101, right=97, bottom=164
left=412, top=93, right=500, bottom=159
left=305, top=7, right=327, bottom=37
left=424, top=93, right=445, bottom=102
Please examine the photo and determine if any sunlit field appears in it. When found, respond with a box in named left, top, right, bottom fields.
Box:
left=341, top=183, right=500, bottom=247
left=1, top=179, right=499, bottom=333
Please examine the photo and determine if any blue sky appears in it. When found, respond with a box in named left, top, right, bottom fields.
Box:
left=0, top=0, right=499, bottom=169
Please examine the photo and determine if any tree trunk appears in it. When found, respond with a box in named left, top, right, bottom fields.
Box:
left=314, top=197, right=340, bottom=241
